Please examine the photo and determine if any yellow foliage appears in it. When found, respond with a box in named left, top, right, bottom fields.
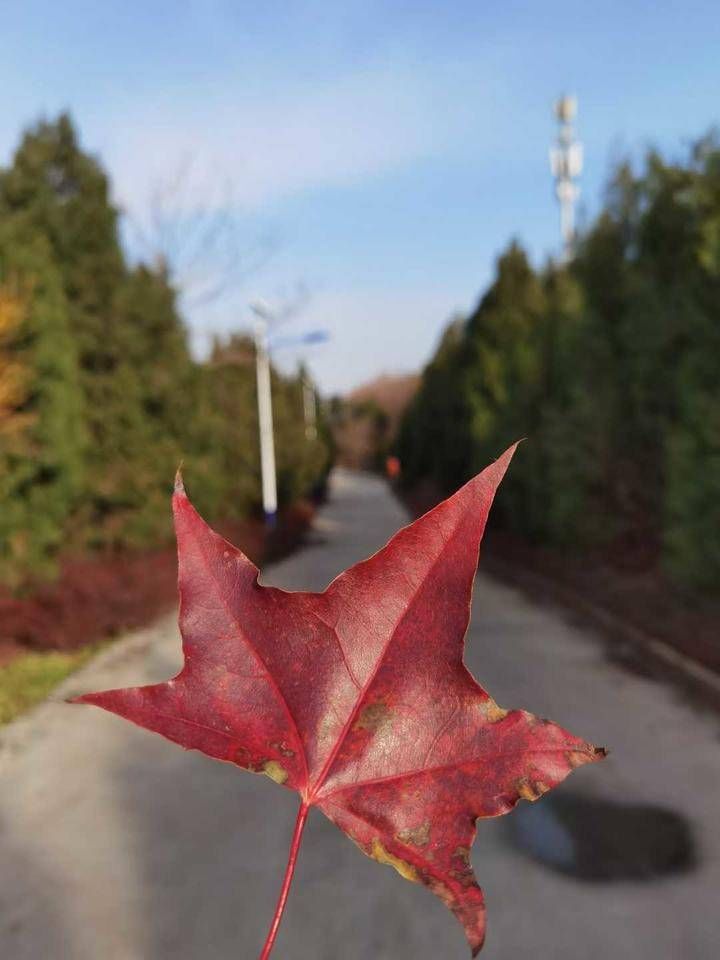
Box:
left=0, top=285, right=31, bottom=430
left=0, top=286, right=24, bottom=341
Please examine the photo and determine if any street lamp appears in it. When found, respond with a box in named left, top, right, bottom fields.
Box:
left=249, top=299, right=278, bottom=525
left=249, top=298, right=328, bottom=525
left=286, top=334, right=328, bottom=443
left=302, top=376, right=317, bottom=441
left=550, top=95, right=583, bottom=262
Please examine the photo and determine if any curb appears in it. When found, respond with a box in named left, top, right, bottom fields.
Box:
left=485, top=555, right=720, bottom=709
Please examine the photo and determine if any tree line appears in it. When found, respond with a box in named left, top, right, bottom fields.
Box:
left=0, top=114, right=330, bottom=587
left=398, top=136, right=720, bottom=592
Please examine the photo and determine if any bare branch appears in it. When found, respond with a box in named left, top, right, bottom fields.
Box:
left=125, top=157, right=276, bottom=309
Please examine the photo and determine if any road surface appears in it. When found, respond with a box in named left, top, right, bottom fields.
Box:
left=1, top=469, right=718, bottom=959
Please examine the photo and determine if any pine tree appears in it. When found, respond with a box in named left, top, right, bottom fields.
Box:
left=397, top=317, right=472, bottom=492
left=0, top=114, right=140, bottom=545
left=398, top=139, right=720, bottom=592
left=0, top=111, right=334, bottom=579
left=102, top=263, right=196, bottom=544
left=0, top=114, right=191, bottom=549
left=0, top=221, right=84, bottom=583
left=189, top=334, right=262, bottom=521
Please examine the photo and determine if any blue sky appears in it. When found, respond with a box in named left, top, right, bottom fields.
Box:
left=1, top=1, right=718, bottom=392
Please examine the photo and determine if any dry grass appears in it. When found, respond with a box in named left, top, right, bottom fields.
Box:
left=0, top=646, right=101, bottom=725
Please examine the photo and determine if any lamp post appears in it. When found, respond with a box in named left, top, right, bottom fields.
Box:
left=250, top=302, right=279, bottom=526
left=550, top=95, right=583, bottom=262
left=302, top=377, right=317, bottom=441
left=249, top=298, right=328, bottom=526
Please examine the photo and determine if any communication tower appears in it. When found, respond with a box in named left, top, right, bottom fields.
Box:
left=550, top=95, right=583, bottom=261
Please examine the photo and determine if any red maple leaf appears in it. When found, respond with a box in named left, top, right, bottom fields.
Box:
left=73, top=445, right=605, bottom=956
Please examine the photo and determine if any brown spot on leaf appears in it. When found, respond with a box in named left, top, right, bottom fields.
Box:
left=516, top=778, right=549, bottom=802
left=397, top=820, right=431, bottom=847
left=453, top=846, right=471, bottom=865
left=354, top=701, right=391, bottom=733
left=449, top=868, right=476, bottom=888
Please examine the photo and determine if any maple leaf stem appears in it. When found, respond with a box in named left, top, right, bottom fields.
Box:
left=257, top=800, right=310, bottom=960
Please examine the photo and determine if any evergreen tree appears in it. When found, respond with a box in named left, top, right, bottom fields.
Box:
left=0, top=110, right=334, bottom=587
left=662, top=141, right=720, bottom=586
left=0, top=221, right=84, bottom=582
left=187, top=334, right=261, bottom=522
left=397, top=317, right=472, bottom=492
left=0, top=115, right=199, bottom=549
left=399, top=138, right=720, bottom=593
left=460, top=243, right=546, bottom=529
left=0, top=114, right=145, bottom=545
left=273, top=366, right=330, bottom=504
left=105, top=263, right=196, bottom=544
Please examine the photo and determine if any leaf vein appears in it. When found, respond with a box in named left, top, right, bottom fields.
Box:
left=310, top=513, right=467, bottom=798
left=186, top=524, right=309, bottom=785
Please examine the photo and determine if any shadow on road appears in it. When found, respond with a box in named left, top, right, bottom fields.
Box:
left=509, top=791, right=696, bottom=882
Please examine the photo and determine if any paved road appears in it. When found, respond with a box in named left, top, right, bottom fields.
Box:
left=1, top=469, right=718, bottom=960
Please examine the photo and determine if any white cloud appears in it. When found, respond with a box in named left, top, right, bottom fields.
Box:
left=101, top=58, right=490, bottom=219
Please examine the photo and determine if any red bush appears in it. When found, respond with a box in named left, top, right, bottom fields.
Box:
left=0, top=501, right=315, bottom=658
